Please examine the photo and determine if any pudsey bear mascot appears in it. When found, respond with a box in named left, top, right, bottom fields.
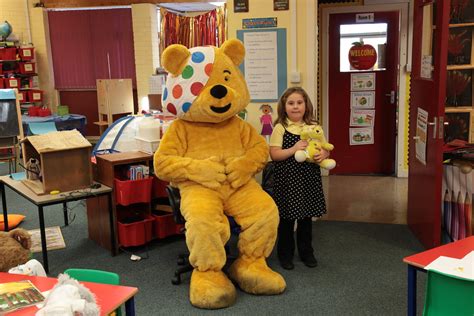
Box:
left=154, top=39, right=286, bottom=309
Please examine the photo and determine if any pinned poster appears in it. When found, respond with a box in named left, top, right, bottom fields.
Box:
left=350, top=109, right=375, bottom=127
left=415, top=107, right=428, bottom=165
left=349, top=127, right=373, bottom=145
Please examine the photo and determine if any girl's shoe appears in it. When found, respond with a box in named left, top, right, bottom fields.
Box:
left=301, top=254, right=318, bottom=268
left=279, top=260, right=294, bottom=270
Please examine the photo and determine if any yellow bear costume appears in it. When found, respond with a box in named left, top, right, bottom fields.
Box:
left=154, top=39, right=286, bottom=309
left=294, top=124, right=336, bottom=170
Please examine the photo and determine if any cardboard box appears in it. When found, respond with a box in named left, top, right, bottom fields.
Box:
left=22, top=130, right=93, bottom=195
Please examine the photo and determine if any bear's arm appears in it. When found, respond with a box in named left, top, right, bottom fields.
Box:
left=154, top=121, right=225, bottom=188
left=225, top=120, right=269, bottom=188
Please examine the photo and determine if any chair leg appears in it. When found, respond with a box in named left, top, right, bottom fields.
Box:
left=172, top=264, right=194, bottom=285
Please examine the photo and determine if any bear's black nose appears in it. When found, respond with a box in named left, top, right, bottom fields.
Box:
left=210, top=85, right=227, bottom=99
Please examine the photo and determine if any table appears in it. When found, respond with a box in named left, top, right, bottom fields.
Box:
left=22, top=114, right=87, bottom=135
left=403, top=236, right=474, bottom=316
left=0, top=175, right=115, bottom=273
left=0, top=272, right=138, bottom=315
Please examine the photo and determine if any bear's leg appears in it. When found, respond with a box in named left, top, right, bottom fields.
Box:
left=225, top=180, right=286, bottom=295
left=320, top=158, right=336, bottom=170
left=180, top=185, right=235, bottom=309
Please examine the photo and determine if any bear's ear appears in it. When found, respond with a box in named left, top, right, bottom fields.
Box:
left=221, top=39, right=245, bottom=66
left=161, top=44, right=191, bottom=76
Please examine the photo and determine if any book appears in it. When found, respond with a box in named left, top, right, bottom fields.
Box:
left=0, top=280, right=45, bottom=313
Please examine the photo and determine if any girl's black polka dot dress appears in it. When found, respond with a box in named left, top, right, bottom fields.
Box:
left=273, top=129, right=327, bottom=220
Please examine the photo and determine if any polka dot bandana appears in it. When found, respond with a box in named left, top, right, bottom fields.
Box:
left=162, top=46, right=215, bottom=118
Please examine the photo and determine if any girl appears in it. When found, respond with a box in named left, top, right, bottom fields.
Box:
left=269, top=87, right=330, bottom=270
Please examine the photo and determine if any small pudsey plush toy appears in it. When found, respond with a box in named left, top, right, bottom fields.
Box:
left=155, top=39, right=285, bottom=309
left=0, top=228, right=32, bottom=272
left=294, top=124, right=336, bottom=170
left=36, top=273, right=99, bottom=316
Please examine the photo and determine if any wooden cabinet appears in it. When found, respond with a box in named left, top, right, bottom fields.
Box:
left=87, top=151, right=152, bottom=252
left=87, top=151, right=175, bottom=252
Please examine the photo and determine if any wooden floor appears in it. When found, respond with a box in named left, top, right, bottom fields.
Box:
left=322, top=175, right=408, bottom=224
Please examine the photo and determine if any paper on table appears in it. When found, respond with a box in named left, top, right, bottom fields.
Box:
left=425, top=251, right=474, bottom=280
left=10, top=172, right=26, bottom=180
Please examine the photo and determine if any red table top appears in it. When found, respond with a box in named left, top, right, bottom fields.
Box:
left=0, top=272, right=138, bottom=315
left=403, top=236, right=474, bottom=268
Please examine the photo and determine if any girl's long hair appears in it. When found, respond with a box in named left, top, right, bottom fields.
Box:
left=274, top=87, right=317, bottom=127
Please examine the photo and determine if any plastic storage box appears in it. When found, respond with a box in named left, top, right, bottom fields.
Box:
left=135, top=137, right=160, bottom=154
left=118, top=216, right=154, bottom=247
left=114, top=176, right=153, bottom=206
left=152, top=210, right=183, bottom=239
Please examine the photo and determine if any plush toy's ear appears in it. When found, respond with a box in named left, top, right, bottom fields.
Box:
left=221, top=39, right=245, bottom=66
left=161, top=44, right=191, bottom=76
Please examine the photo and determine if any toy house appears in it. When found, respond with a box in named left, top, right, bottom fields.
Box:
left=22, top=130, right=93, bottom=195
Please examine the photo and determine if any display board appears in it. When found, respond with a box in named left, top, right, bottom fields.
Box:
left=0, top=89, right=21, bottom=138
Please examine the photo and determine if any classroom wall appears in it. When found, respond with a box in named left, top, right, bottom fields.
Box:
left=227, top=0, right=318, bottom=133
left=0, top=0, right=58, bottom=112
left=131, top=3, right=160, bottom=113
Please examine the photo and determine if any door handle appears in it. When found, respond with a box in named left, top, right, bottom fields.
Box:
left=385, top=90, right=396, bottom=104
left=428, top=117, right=437, bottom=139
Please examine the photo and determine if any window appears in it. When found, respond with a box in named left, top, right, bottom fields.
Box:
left=339, top=23, right=388, bottom=72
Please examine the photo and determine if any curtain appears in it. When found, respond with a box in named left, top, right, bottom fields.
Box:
left=159, top=6, right=227, bottom=55
left=48, top=8, right=136, bottom=89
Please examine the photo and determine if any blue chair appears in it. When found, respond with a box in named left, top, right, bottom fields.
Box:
left=64, top=268, right=122, bottom=316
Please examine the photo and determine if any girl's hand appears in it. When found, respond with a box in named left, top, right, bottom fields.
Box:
left=293, top=140, right=308, bottom=153
left=313, top=149, right=330, bottom=163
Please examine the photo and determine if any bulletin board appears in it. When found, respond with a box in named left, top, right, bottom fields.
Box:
left=237, top=28, right=287, bottom=102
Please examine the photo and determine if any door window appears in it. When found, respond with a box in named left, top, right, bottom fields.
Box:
left=340, top=23, right=387, bottom=72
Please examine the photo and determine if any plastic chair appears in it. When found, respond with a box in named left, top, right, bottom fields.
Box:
left=64, top=268, right=122, bottom=316
left=423, top=269, right=474, bottom=316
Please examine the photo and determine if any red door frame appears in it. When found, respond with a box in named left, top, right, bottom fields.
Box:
left=408, top=0, right=450, bottom=248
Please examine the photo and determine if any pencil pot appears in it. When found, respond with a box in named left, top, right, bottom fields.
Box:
left=114, top=177, right=153, bottom=206
left=118, top=215, right=154, bottom=247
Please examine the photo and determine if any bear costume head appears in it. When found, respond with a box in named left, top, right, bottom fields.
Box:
left=161, top=39, right=249, bottom=123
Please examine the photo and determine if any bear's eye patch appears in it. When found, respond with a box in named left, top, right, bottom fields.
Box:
left=224, top=70, right=231, bottom=81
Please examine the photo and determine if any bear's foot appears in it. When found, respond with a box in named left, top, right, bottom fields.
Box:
left=190, top=269, right=236, bottom=309
left=320, top=158, right=336, bottom=170
left=228, top=256, right=286, bottom=295
left=294, top=150, right=307, bottom=163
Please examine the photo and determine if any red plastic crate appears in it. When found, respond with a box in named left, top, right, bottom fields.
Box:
left=152, top=210, right=184, bottom=239
left=0, top=47, right=17, bottom=60
left=114, top=176, right=153, bottom=206
left=38, top=107, right=52, bottom=117
left=19, top=62, right=35, bottom=74
left=0, top=78, right=3, bottom=89
left=28, top=89, right=42, bottom=102
left=152, top=176, right=168, bottom=199
left=118, top=216, right=154, bottom=247
left=5, top=77, right=20, bottom=88
left=17, top=91, right=27, bottom=103
left=28, top=106, right=40, bottom=116
left=19, top=47, right=34, bottom=60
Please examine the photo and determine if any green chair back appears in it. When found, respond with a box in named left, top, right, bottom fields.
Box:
left=423, top=270, right=474, bottom=316
left=64, top=268, right=121, bottom=316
